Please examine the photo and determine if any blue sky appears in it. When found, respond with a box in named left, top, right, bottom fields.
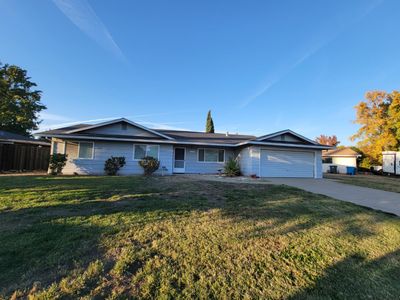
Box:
left=1, top=0, right=399, bottom=144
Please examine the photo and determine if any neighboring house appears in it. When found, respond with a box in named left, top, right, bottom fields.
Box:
left=382, top=151, right=400, bottom=175
left=36, top=118, right=331, bottom=178
left=0, top=130, right=50, bottom=172
left=322, top=147, right=361, bottom=174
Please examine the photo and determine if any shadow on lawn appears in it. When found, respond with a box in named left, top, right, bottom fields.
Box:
left=223, top=186, right=385, bottom=239
left=0, top=181, right=220, bottom=295
left=0, top=176, right=398, bottom=297
left=290, top=249, right=400, bottom=299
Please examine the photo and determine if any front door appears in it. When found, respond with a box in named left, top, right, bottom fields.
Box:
left=174, top=147, right=185, bottom=173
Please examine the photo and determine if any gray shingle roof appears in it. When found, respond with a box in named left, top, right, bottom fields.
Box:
left=156, top=130, right=256, bottom=144
left=322, top=147, right=361, bottom=157
left=37, top=124, right=88, bottom=135
left=0, top=130, right=50, bottom=146
left=36, top=120, right=330, bottom=149
left=37, top=125, right=256, bottom=145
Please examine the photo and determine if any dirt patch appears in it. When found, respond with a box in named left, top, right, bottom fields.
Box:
left=176, top=174, right=272, bottom=185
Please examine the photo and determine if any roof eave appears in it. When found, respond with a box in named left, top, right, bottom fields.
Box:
left=0, top=138, right=50, bottom=146
left=255, top=129, right=321, bottom=145
left=64, top=118, right=175, bottom=140
left=242, top=141, right=332, bottom=150
left=322, top=154, right=362, bottom=157
left=34, top=133, right=238, bottom=147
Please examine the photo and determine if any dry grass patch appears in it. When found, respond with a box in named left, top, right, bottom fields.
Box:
left=0, top=175, right=399, bottom=299
left=325, top=173, right=400, bottom=193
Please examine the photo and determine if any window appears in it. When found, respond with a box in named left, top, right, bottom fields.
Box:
left=322, top=157, right=332, bottom=164
left=198, top=149, right=225, bottom=162
left=78, top=142, right=94, bottom=159
left=121, top=123, right=127, bottom=130
left=53, top=141, right=65, bottom=154
left=134, top=145, right=159, bottom=160
left=53, top=142, right=58, bottom=154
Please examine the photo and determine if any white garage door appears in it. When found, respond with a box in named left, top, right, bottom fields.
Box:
left=260, top=149, right=315, bottom=178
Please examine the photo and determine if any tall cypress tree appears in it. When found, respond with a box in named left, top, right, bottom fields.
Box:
left=205, top=110, right=215, bottom=133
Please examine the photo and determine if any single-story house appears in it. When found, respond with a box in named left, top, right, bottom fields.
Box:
left=0, top=130, right=50, bottom=172
left=36, top=118, right=331, bottom=178
left=322, top=147, right=361, bottom=174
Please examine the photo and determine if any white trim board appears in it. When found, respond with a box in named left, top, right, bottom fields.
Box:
left=65, top=118, right=174, bottom=140
left=256, top=129, right=320, bottom=145
left=77, top=141, right=95, bottom=159
left=37, top=134, right=332, bottom=150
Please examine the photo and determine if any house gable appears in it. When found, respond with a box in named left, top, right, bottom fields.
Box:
left=66, top=118, right=173, bottom=140
left=256, top=130, right=318, bottom=145
left=84, top=122, right=160, bottom=137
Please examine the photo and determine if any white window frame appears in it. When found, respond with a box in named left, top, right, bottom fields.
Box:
left=133, top=144, right=160, bottom=160
left=52, top=141, right=66, bottom=154
left=77, top=142, right=94, bottom=159
left=197, top=148, right=225, bottom=163
left=52, top=141, right=58, bottom=154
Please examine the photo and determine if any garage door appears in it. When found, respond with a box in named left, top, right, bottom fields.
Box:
left=260, top=150, right=315, bottom=178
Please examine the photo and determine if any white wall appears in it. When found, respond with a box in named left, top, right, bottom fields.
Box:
left=178, top=146, right=234, bottom=174
left=59, top=139, right=173, bottom=175
left=314, top=151, right=323, bottom=178
left=85, top=122, right=160, bottom=138
left=237, top=147, right=252, bottom=176
left=382, top=152, right=400, bottom=174
left=322, top=156, right=357, bottom=174
left=238, top=146, right=322, bottom=178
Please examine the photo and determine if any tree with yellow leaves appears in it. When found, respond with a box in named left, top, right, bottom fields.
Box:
left=351, top=91, right=399, bottom=166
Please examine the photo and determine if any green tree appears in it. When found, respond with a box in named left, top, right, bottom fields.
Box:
left=351, top=91, right=399, bottom=165
left=0, top=62, right=46, bottom=136
left=205, top=110, right=215, bottom=133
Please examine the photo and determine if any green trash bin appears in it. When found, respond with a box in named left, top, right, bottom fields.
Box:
left=329, top=165, right=338, bottom=174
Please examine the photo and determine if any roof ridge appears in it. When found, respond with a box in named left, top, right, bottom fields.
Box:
left=156, top=129, right=255, bottom=136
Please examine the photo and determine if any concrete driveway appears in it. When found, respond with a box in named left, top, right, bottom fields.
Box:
left=268, top=178, right=400, bottom=216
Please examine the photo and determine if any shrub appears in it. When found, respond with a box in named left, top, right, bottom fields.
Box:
left=224, top=158, right=240, bottom=177
left=49, top=153, right=68, bottom=175
left=104, top=156, right=126, bottom=175
left=139, top=156, right=160, bottom=176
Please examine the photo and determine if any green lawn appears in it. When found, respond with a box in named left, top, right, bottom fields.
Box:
left=324, top=173, right=400, bottom=193
left=1, top=176, right=400, bottom=299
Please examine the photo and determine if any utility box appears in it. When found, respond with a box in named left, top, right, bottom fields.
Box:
left=382, top=151, right=400, bottom=175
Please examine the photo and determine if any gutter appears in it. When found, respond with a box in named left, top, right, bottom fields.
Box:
left=34, top=134, right=239, bottom=147
left=35, top=133, right=331, bottom=150
left=0, top=139, right=50, bottom=146
left=237, top=141, right=332, bottom=150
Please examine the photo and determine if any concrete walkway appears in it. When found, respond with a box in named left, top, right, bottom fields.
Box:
left=267, top=178, right=400, bottom=216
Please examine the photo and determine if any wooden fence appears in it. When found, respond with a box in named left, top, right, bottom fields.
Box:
left=0, top=143, right=50, bottom=172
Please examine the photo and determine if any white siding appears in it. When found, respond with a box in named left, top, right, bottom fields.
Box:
left=236, top=146, right=261, bottom=176
left=84, top=122, right=160, bottom=138
left=322, top=156, right=357, bottom=174
left=266, top=134, right=304, bottom=143
left=382, top=152, right=400, bottom=174
left=237, top=147, right=252, bottom=176
left=51, top=138, right=65, bottom=154
left=179, top=146, right=234, bottom=174
left=260, top=149, right=315, bottom=178
left=61, top=140, right=173, bottom=175
left=50, top=138, right=322, bottom=178
left=314, top=150, right=322, bottom=178
left=238, top=146, right=321, bottom=178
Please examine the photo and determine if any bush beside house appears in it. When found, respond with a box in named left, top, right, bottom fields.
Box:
left=139, top=156, right=160, bottom=175
left=224, top=158, right=240, bottom=177
left=49, top=154, right=67, bottom=175
left=104, top=156, right=126, bottom=175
